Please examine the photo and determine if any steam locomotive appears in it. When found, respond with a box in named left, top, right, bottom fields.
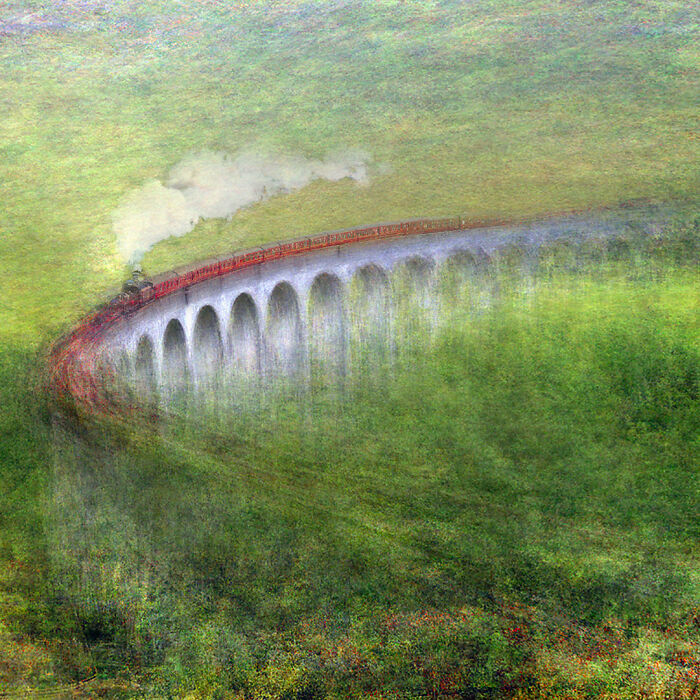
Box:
left=47, top=209, right=591, bottom=416
left=112, top=216, right=473, bottom=315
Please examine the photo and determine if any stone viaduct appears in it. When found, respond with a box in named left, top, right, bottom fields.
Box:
left=99, top=212, right=629, bottom=393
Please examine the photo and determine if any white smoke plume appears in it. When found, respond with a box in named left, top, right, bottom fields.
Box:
left=113, top=149, right=371, bottom=266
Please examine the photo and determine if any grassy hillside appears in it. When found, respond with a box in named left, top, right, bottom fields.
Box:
left=36, top=246, right=700, bottom=697
left=0, top=1, right=698, bottom=696
left=2, top=225, right=698, bottom=697
left=0, top=0, right=697, bottom=342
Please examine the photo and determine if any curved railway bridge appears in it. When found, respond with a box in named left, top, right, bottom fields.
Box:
left=47, top=207, right=652, bottom=415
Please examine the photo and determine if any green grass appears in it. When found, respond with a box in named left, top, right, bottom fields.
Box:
left=4, top=241, right=694, bottom=698
left=0, top=1, right=698, bottom=695
left=0, top=0, right=698, bottom=343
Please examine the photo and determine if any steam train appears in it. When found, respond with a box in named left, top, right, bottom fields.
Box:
left=47, top=212, right=568, bottom=416
left=113, top=216, right=475, bottom=315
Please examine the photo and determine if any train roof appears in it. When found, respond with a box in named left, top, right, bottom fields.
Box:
left=132, top=217, right=464, bottom=290
left=148, top=269, right=180, bottom=285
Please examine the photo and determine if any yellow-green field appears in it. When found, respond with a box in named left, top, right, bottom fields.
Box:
left=0, top=1, right=698, bottom=697
left=0, top=0, right=697, bottom=342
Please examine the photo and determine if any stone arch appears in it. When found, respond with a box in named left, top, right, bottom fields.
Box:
left=393, top=255, right=435, bottom=290
left=97, top=349, right=133, bottom=400
left=494, top=242, right=528, bottom=273
left=162, top=318, right=189, bottom=388
left=266, top=282, right=303, bottom=373
left=349, top=263, right=391, bottom=353
left=438, top=249, right=480, bottom=298
left=536, top=237, right=579, bottom=275
left=392, top=255, right=436, bottom=340
left=193, top=305, right=223, bottom=381
left=134, top=335, right=156, bottom=392
left=308, top=272, right=346, bottom=375
left=392, top=255, right=435, bottom=309
left=475, top=246, right=494, bottom=271
left=115, top=349, right=132, bottom=377
left=351, top=263, right=390, bottom=298
left=230, top=293, right=261, bottom=374
left=442, top=248, right=480, bottom=276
